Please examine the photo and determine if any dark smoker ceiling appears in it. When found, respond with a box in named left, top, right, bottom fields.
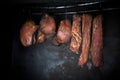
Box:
left=10, top=0, right=112, bottom=4
left=7, top=0, right=119, bottom=10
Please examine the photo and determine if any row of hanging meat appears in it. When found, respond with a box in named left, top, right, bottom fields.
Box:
left=20, top=14, right=103, bottom=67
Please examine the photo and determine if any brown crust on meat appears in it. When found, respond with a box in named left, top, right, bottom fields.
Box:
left=91, top=15, right=103, bottom=67
left=20, top=21, right=37, bottom=46
left=40, top=14, right=56, bottom=38
left=56, top=19, right=72, bottom=44
left=70, top=14, right=82, bottom=53
left=78, top=14, right=92, bottom=67
left=36, top=31, right=45, bottom=43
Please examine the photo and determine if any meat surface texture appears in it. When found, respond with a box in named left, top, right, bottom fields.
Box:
left=37, top=30, right=45, bottom=43
left=20, top=21, right=37, bottom=46
left=91, top=15, right=103, bottom=67
left=78, top=14, right=92, bottom=67
left=70, top=15, right=82, bottom=54
left=56, top=20, right=72, bottom=44
left=40, top=14, right=56, bottom=38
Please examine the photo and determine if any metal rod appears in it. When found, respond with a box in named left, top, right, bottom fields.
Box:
left=32, top=1, right=101, bottom=9
left=31, top=8, right=119, bottom=15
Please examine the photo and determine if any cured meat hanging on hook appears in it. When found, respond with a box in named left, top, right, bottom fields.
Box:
left=40, top=14, right=56, bottom=38
left=91, top=15, right=103, bottom=67
left=70, top=14, right=82, bottom=54
left=37, top=14, right=56, bottom=43
left=20, top=21, right=37, bottom=46
left=53, top=19, right=72, bottom=45
left=78, top=14, right=92, bottom=67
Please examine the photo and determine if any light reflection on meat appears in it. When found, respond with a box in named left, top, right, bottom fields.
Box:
left=70, top=14, right=82, bottom=54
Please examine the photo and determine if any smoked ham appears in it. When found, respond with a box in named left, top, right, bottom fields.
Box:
left=40, top=14, right=56, bottom=38
left=20, top=21, right=37, bottom=46
left=56, top=20, right=72, bottom=44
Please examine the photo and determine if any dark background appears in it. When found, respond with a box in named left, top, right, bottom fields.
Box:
left=1, top=0, right=120, bottom=80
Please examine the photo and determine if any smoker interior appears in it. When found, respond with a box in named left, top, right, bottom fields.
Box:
left=12, top=1, right=120, bottom=80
